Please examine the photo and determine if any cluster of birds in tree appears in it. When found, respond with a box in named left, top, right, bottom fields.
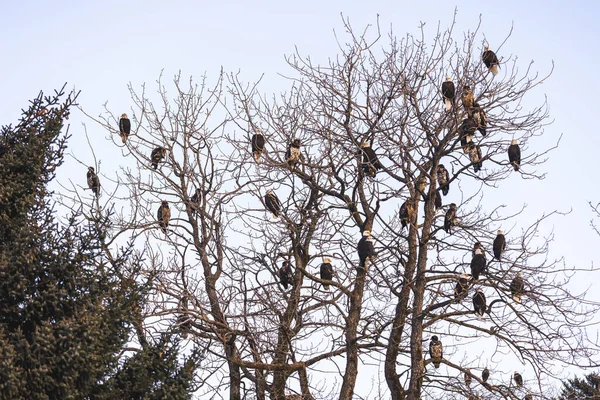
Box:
left=84, top=46, right=530, bottom=394
left=429, top=46, right=531, bottom=399
left=86, top=113, right=202, bottom=237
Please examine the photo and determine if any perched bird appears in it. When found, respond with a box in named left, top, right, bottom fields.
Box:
left=176, top=296, right=191, bottom=339
left=157, top=200, right=171, bottom=234
left=514, top=371, right=523, bottom=387
left=415, top=176, right=428, bottom=194
left=524, top=393, right=533, bottom=400
left=464, top=369, right=472, bottom=387
left=251, top=129, right=265, bottom=162
left=264, top=189, right=282, bottom=218
left=429, top=336, right=443, bottom=368
left=493, top=230, right=506, bottom=260
left=357, top=231, right=376, bottom=270
left=441, top=77, right=456, bottom=112
left=437, top=164, right=450, bottom=196
left=400, top=199, right=416, bottom=230
left=510, top=273, right=525, bottom=303
left=508, top=140, right=521, bottom=171
left=279, top=261, right=294, bottom=289
left=87, top=166, right=100, bottom=197
left=285, top=139, right=301, bottom=169
left=454, top=274, right=469, bottom=301
left=190, top=188, right=202, bottom=216
left=119, top=113, right=131, bottom=143
left=470, top=242, right=486, bottom=281
left=444, top=203, right=457, bottom=234
left=482, top=46, right=500, bottom=76
left=320, top=258, right=334, bottom=290
left=460, top=118, right=478, bottom=152
left=151, top=146, right=167, bottom=170
left=482, top=367, right=490, bottom=383
left=468, top=143, right=483, bottom=173
left=360, top=142, right=383, bottom=177
left=461, top=86, right=475, bottom=109
left=434, top=191, right=442, bottom=211
left=473, top=289, right=487, bottom=319
left=468, top=106, right=487, bottom=136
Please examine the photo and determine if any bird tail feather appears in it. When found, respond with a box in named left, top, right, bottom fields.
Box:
left=253, top=152, right=261, bottom=162
left=512, top=294, right=522, bottom=303
left=490, top=65, right=499, bottom=76
left=444, top=98, right=451, bottom=112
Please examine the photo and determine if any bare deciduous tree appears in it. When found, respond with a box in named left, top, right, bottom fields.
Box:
left=69, top=16, right=600, bottom=400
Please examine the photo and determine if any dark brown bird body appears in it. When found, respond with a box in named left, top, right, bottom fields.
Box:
left=454, top=274, right=469, bottom=301
left=437, top=164, right=450, bottom=196
left=493, top=231, right=506, bottom=260
left=429, top=336, right=443, bottom=368
left=87, top=167, right=100, bottom=197
left=320, top=259, right=334, bottom=290
left=361, top=143, right=383, bottom=177
left=444, top=203, right=457, bottom=234
left=400, top=199, right=415, bottom=230
left=482, top=47, right=500, bottom=76
left=510, top=273, right=524, bottom=303
left=442, top=78, right=455, bottom=111
left=357, top=231, right=376, bottom=269
left=461, top=86, right=475, bottom=109
left=508, top=140, right=521, bottom=171
left=151, top=147, right=167, bottom=170
left=471, top=242, right=486, bottom=280
left=264, top=190, right=282, bottom=218
left=468, top=143, right=483, bottom=172
left=251, top=130, right=265, bottom=162
left=157, top=200, right=171, bottom=234
left=119, top=114, right=131, bottom=143
left=473, top=289, right=487, bottom=318
left=279, top=261, right=294, bottom=289
left=285, top=139, right=301, bottom=169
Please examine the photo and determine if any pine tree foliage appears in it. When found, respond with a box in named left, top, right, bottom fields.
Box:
left=560, top=373, right=600, bottom=399
left=0, top=87, right=199, bottom=399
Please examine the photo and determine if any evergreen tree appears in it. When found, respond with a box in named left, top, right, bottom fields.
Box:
left=0, top=87, right=199, bottom=399
left=560, top=373, right=600, bottom=399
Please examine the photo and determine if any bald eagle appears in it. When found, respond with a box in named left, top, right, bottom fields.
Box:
left=468, top=106, right=487, bottom=136
left=508, top=140, right=521, bottom=171
left=513, top=371, right=523, bottom=387
left=441, top=77, right=455, bottom=112
left=279, top=261, right=294, bottom=289
left=251, top=129, right=265, bottom=162
left=285, top=139, right=301, bottom=169
left=360, top=142, right=383, bottom=177
left=400, top=199, right=415, bottom=230
left=434, top=191, right=442, bottom=211
left=444, top=203, right=457, bottom=234
left=190, top=188, right=202, bottom=216
left=464, top=369, right=472, bottom=387
left=320, top=258, right=334, bottom=290
left=264, top=190, right=282, bottom=218
left=461, top=86, right=475, bottom=109
left=471, top=242, right=486, bottom=281
left=357, top=231, right=376, bottom=270
left=454, top=274, right=469, bottom=301
left=468, top=143, right=483, bottom=173
left=429, top=336, right=443, bottom=368
left=510, top=273, right=524, bottom=303
left=437, top=164, right=450, bottom=196
left=151, top=146, right=167, bottom=170
left=157, top=200, right=171, bottom=234
left=493, top=231, right=506, bottom=260
left=473, top=289, right=487, bottom=319
left=87, top=166, right=100, bottom=197
left=482, top=367, right=490, bottom=383
left=460, top=118, right=478, bottom=152
left=482, top=46, right=500, bottom=76
left=119, top=114, right=131, bottom=143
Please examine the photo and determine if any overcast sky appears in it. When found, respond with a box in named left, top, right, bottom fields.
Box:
left=2, top=0, right=599, bottom=392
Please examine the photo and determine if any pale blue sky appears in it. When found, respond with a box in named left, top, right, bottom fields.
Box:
left=2, top=0, right=599, bottom=389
